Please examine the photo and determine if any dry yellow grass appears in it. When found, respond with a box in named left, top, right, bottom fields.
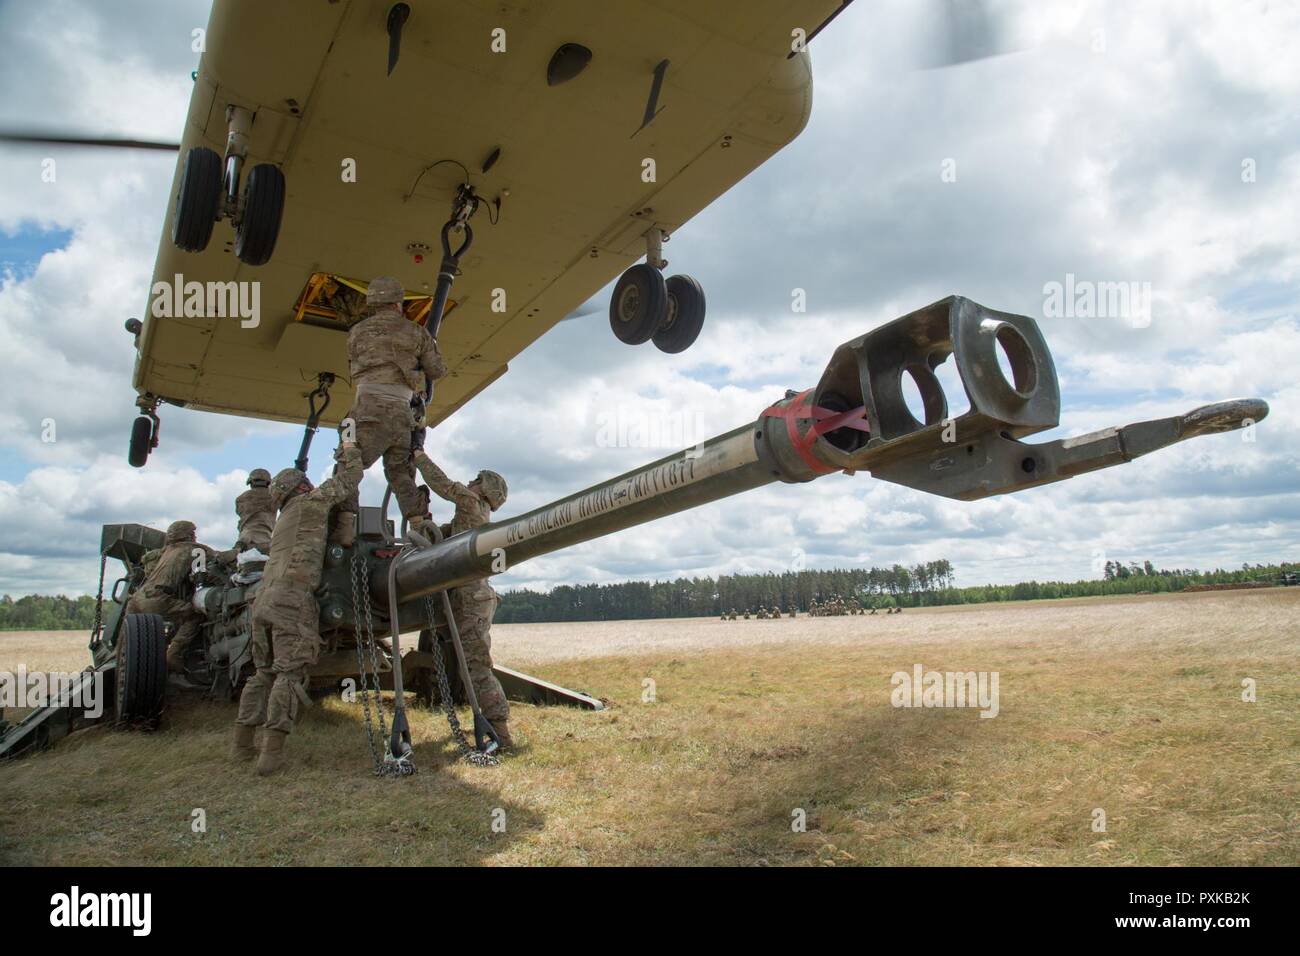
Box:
left=1, top=588, right=1296, bottom=866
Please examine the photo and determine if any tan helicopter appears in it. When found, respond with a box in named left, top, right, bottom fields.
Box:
left=10, top=0, right=875, bottom=463
left=1, top=0, right=1032, bottom=465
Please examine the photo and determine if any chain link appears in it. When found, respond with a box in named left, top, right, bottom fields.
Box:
left=424, top=595, right=499, bottom=767
left=350, top=552, right=413, bottom=777
left=89, top=554, right=107, bottom=649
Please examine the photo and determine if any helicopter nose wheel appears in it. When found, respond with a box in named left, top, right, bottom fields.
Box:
left=128, top=401, right=161, bottom=468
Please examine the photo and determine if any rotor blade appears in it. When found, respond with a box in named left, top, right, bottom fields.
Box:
left=0, top=131, right=180, bottom=151
left=920, top=0, right=1021, bottom=70
left=561, top=296, right=605, bottom=322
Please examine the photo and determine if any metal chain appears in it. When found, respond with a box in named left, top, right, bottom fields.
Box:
left=424, top=595, right=499, bottom=767
left=89, top=554, right=107, bottom=649
left=350, top=553, right=413, bottom=777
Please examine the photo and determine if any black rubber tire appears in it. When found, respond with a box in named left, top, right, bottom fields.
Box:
left=235, top=163, right=285, bottom=266
left=127, top=415, right=153, bottom=468
left=608, top=263, right=668, bottom=345
left=171, top=146, right=223, bottom=253
left=116, top=613, right=167, bottom=723
left=653, top=274, right=707, bottom=354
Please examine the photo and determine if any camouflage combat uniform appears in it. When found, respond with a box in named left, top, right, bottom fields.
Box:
left=125, top=520, right=206, bottom=673
left=235, top=468, right=276, bottom=553
left=340, top=277, right=446, bottom=532
left=236, top=446, right=363, bottom=749
left=411, top=449, right=510, bottom=730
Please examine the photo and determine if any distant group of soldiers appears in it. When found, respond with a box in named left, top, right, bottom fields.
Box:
left=127, top=277, right=513, bottom=777
left=720, top=596, right=904, bottom=619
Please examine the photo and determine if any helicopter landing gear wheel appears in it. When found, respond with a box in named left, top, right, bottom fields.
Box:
left=609, top=263, right=667, bottom=345
left=234, top=163, right=285, bottom=266
left=653, top=274, right=706, bottom=354
left=171, top=146, right=223, bottom=253
left=127, top=407, right=160, bottom=469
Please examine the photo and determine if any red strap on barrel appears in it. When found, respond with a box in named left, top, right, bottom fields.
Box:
left=761, top=389, right=870, bottom=475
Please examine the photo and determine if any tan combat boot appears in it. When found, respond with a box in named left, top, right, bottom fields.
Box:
left=256, top=729, right=289, bottom=776
left=231, top=723, right=257, bottom=762
left=493, top=720, right=514, bottom=751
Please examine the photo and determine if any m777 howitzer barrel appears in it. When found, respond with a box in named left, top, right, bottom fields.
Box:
left=381, top=296, right=1268, bottom=606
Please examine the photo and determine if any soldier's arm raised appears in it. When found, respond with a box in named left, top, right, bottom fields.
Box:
left=313, top=444, right=364, bottom=507
left=412, top=449, right=477, bottom=509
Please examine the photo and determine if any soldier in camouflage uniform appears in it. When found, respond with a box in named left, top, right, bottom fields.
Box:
left=410, top=446, right=514, bottom=748
left=232, top=442, right=363, bottom=775
left=126, top=520, right=208, bottom=674
left=235, top=468, right=276, bottom=554
left=336, top=276, right=447, bottom=546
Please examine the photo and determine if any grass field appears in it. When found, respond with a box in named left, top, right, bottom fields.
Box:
left=1, top=588, right=1296, bottom=866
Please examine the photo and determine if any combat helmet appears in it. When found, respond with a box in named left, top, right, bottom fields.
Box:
left=247, top=468, right=272, bottom=487
left=365, top=276, right=404, bottom=308
left=270, top=467, right=312, bottom=507
left=475, top=470, right=508, bottom=510
left=165, top=520, right=196, bottom=543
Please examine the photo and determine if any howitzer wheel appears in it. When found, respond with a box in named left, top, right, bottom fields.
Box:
left=115, top=613, right=167, bottom=724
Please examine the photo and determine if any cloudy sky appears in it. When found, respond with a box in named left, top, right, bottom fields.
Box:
left=1, top=0, right=1297, bottom=597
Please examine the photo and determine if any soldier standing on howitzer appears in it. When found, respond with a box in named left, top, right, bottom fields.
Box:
left=126, top=520, right=215, bottom=674
left=333, top=275, right=447, bottom=547
left=235, top=468, right=276, bottom=553
left=410, top=443, right=515, bottom=750
left=216, top=468, right=277, bottom=567
left=231, top=441, right=364, bottom=776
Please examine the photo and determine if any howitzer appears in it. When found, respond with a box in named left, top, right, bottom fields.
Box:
left=376, top=296, right=1266, bottom=605
left=2, top=296, right=1266, bottom=760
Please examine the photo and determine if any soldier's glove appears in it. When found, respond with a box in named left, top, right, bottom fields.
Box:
left=410, top=426, right=427, bottom=452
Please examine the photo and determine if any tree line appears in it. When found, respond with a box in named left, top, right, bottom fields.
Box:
left=0, top=594, right=99, bottom=632
left=494, top=559, right=1295, bottom=623
left=1, top=559, right=1292, bottom=629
